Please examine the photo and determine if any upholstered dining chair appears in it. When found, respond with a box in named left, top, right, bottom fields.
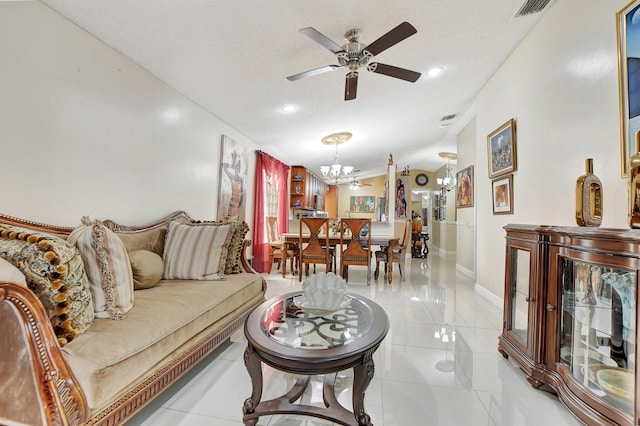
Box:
left=299, top=217, right=331, bottom=281
left=267, top=217, right=298, bottom=275
left=374, top=219, right=412, bottom=281
left=339, top=218, right=372, bottom=284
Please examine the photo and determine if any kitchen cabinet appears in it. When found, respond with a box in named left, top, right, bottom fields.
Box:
left=289, top=165, right=328, bottom=209
left=499, top=225, right=639, bottom=425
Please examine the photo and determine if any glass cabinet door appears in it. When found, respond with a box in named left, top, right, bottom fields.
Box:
left=559, top=257, right=636, bottom=415
left=510, top=248, right=531, bottom=346
left=504, top=246, right=533, bottom=353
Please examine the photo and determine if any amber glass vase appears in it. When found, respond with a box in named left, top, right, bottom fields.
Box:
left=575, top=158, right=602, bottom=227
left=629, top=132, right=640, bottom=228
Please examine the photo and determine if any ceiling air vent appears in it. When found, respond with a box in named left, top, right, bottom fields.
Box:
left=439, top=114, right=458, bottom=127
left=515, top=0, right=552, bottom=17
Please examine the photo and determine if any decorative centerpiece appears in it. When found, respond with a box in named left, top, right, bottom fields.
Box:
left=295, top=272, right=350, bottom=314
left=575, top=158, right=602, bottom=227
left=629, top=132, right=640, bottom=228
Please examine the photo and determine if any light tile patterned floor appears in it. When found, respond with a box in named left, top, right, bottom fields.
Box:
left=126, top=253, right=583, bottom=425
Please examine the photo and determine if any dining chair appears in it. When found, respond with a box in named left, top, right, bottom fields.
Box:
left=299, top=217, right=331, bottom=281
left=339, top=218, right=372, bottom=284
left=374, top=219, right=412, bottom=281
left=267, top=217, right=298, bottom=275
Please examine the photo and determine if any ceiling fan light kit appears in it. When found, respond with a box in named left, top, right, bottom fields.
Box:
left=287, top=22, right=422, bottom=100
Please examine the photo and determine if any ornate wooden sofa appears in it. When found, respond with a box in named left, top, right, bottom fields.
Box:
left=0, top=211, right=266, bottom=426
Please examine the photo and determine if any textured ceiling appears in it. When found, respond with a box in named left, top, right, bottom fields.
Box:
left=40, top=0, right=549, bottom=180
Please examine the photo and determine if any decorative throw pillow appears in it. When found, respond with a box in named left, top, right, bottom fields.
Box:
left=223, top=220, right=249, bottom=274
left=162, top=221, right=234, bottom=280
left=0, top=224, right=94, bottom=346
left=0, top=256, right=28, bottom=287
left=129, top=250, right=163, bottom=290
left=68, top=218, right=134, bottom=320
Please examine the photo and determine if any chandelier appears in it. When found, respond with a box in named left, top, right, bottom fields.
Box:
left=437, top=152, right=457, bottom=192
left=320, top=132, right=354, bottom=179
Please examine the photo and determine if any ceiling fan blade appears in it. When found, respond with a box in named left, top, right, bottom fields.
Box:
left=344, top=71, right=358, bottom=101
left=367, top=62, right=421, bottom=82
left=287, top=65, right=341, bottom=81
left=363, top=22, right=417, bottom=57
left=299, top=27, right=346, bottom=54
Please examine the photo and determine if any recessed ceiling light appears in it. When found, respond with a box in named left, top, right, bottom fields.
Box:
left=427, top=67, right=444, bottom=77
left=282, top=104, right=297, bottom=113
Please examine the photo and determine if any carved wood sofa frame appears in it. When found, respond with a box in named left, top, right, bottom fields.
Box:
left=0, top=211, right=266, bottom=426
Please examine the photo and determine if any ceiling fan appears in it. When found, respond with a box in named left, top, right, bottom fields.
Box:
left=287, top=22, right=422, bottom=101
left=349, top=177, right=372, bottom=190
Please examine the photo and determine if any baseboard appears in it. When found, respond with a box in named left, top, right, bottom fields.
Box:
left=456, top=264, right=474, bottom=279
left=474, top=283, right=503, bottom=310
left=437, top=247, right=456, bottom=257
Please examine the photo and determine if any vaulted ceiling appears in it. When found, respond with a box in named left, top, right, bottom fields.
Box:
left=41, top=0, right=550, bottom=180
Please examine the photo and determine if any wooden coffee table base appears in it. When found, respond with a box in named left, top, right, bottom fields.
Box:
left=242, top=344, right=376, bottom=426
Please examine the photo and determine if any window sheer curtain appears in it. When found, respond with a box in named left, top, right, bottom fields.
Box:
left=253, top=151, right=290, bottom=273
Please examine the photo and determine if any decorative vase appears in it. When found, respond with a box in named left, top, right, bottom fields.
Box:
left=629, top=132, right=640, bottom=228
left=575, top=158, right=602, bottom=227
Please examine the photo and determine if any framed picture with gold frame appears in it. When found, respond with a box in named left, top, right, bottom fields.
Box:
left=492, top=174, right=513, bottom=215
left=455, top=165, right=474, bottom=208
left=617, top=0, right=640, bottom=177
left=487, top=119, right=517, bottom=178
left=350, top=196, right=376, bottom=213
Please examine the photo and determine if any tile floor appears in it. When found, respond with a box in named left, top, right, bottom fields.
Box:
left=126, top=253, right=583, bottom=425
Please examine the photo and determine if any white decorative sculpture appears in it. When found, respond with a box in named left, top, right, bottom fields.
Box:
left=301, top=272, right=348, bottom=311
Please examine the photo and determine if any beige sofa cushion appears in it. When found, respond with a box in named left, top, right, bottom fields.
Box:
left=0, top=224, right=94, bottom=346
left=61, top=273, right=264, bottom=412
left=129, top=250, right=163, bottom=290
left=69, top=221, right=134, bottom=320
left=162, top=221, right=234, bottom=280
left=115, top=228, right=166, bottom=257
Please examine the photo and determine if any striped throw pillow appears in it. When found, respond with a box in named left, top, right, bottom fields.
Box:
left=162, top=221, right=234, bottom=280
left=68, top=220, right=134, bottom=320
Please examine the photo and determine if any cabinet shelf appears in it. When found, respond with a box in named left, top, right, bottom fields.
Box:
left=289, top=165, right=328, bottom=210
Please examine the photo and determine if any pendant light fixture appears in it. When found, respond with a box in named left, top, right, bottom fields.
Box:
left=320, top=132, right=354, bottom=179
left=437, top=152, right=457, bottom=192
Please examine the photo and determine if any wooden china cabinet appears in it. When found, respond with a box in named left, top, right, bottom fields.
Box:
left=499, top=224, right=639, bottom=426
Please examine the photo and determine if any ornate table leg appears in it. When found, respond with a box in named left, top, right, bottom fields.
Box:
left=242, top=344, right=263, bottom=426
left=352, top=348, right=376, bottom=426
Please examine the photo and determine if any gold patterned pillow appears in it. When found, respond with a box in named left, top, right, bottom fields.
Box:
left=0, top=224, right=94, bottom=346
left=224, top=220, right=249, bottom=274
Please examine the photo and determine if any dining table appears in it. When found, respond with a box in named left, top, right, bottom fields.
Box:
left=280, top=232, right=399, bottom=284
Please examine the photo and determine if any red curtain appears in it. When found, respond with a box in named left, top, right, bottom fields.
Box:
left=252, top=151, right=290, bottom=273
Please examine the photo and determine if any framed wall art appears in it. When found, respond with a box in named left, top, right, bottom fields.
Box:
left=455, top=165, right=474, bottom=208
left=395, top=177, right=409, bottom=219
left=492, top=174, right=513, bottom=215
left=617, top=0, right=640, bottom=177
left=487, top=118, right=517, bottom=178
left=218, top=135, right=249, bottom=221
left=350, top=196, right=376, bottom=213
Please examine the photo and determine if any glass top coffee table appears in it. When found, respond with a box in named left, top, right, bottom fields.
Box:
left=242, top=291, right=389, bottom=426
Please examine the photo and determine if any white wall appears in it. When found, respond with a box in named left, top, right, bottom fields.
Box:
left=475, top=0, right=626, bottom=298
left=0, top=1, right=260, bottom=227
left=456, top=117, right=476, bottom=279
